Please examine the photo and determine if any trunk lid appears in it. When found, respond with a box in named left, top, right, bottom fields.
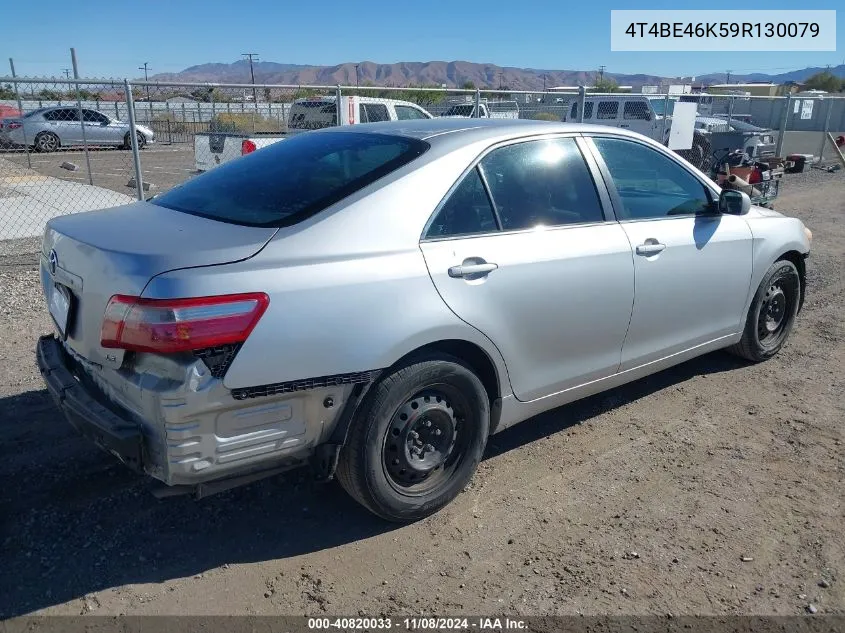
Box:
left=41, top=201, right=277, bottom=369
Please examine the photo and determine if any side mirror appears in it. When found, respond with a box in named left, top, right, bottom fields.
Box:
left=718, top=188, right=751, bottom=215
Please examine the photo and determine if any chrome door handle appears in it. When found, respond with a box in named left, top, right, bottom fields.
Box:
left=635, top=240, right=666, bottom=256
left=448, top=262, right=498, bottom=278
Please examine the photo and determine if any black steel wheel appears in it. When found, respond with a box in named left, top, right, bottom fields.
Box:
left=336, top=354, right=490, bottom=522
left=729, top=259, right=801, bottom=362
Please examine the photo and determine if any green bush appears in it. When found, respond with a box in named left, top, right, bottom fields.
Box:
left=208, top=113, right=282, bottom=133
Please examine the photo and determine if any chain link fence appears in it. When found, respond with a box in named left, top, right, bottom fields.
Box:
left=2, top=77, right=844, bottom=257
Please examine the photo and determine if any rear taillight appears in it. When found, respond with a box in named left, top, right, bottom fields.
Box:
left=241, top=139, right=257, bottom=155
left=100, top=293, right=269, bottom=353
left=7, top=122, right=22, bottom=130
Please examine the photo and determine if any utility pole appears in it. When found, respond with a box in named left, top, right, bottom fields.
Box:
left=242, top=53, right=259, bottom=103
left=543, top=73, right=547, bottom=92
left=598, top=65, right=606, bottom=87
left=355, top=64, right=360, bottom=88
left=726, top=69, right=732, bottom=84
left=61, top=68, right=71, bottom=79
left=138, top=62, right=151, bottom=102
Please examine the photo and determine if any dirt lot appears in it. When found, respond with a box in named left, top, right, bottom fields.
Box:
left=0, top=170, right=842, bottom=619
left=2, top=145, right=197, bottom=197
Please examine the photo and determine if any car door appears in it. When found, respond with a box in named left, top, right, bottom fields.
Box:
left=587, top=135, right=753, bottom=371
left=53, top=107, right=83, bottom=145
left=419, top=136, right=635, bottom=402
left=82, top=109, right=117, bottom=144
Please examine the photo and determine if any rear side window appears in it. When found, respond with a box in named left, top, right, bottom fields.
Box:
left=152, top=132, right=429, bottom=227
left=426, top=168, right=498, bottom=238
left=480, top=138, right=604, bottom=230
left=596, top=102, right=618, bottom=120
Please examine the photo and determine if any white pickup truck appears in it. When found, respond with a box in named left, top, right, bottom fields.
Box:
left=440, top=100, right=520, bottom=119
left=194, top=96, right=433, bottom=171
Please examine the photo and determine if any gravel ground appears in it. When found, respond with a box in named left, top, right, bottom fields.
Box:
left=0, top=170, right=842, bottom=619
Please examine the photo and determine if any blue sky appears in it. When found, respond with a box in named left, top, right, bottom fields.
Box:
left=2, top=0, right=841, bottom=79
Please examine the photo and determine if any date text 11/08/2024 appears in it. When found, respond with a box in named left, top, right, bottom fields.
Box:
left=307, top=617, right=528, bottom=630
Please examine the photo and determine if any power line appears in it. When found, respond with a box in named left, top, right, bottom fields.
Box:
left=242, top=53, right=259, bottom=103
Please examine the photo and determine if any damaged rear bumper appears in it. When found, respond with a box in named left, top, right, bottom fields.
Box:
left=36, top=334, right=144, bottom=471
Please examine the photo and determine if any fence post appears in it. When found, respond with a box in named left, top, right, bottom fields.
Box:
left=726, top=96, right=735, bottom=129
left=577, top=86, right=586, bottom=123
left=474, top=88, right=481, bottom=118
left=114, top=100, right=119, bottom=119
left=124, top=80, right=145, bottom=202
left=775, top=94, right=792, bottom=157
left=70, top=48, right=94, bottom=186
left=9, top=58, right=31, bottom=168
left=167, top=119, right=172, bottom=144
left=336, top=85, right=343, bottom=125
left=817, top=98, right=832, bottom=163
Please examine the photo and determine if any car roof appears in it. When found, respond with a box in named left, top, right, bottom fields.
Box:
left=318, top=118, right=650, bottom=148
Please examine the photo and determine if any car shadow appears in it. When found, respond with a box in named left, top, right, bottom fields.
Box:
left=0, top=350, right=748, bottom=617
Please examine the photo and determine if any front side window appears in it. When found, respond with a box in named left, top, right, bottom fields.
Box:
left=479, top=138, right=605, bottom=231
left=593, top=137, right=712, bottom=220
left=623, top=101, right=651, bottom=120
left=82, top=110, right=108, bottom=123
left=152, top=132, right=428, bottom=227
left=570, top=102, right=594, bottom=120
left=426, top=168, right=498, bottom=238
left=395, top=105, right=429, bottom=120
left=361, top=103, right=390, bottom=123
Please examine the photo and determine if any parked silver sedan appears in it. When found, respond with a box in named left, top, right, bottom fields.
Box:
left=36, top=119, right=811, bottom=521
left=7, top=106, right=154, bottom=151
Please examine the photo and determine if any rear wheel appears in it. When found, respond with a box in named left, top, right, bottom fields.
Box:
left=728, top=259, right=801, bottom=362
left=336, top=354, right=489, bottom=522
left=34, top=131, right=60, bottom=153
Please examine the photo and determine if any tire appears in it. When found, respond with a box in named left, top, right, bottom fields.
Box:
left=123, top=132, right=146, bottom=150
left=34, top=131, right=60, bottom=153
left=336, top=354, right=490, bottom=523
left=728, top=259, right=801, bottom=362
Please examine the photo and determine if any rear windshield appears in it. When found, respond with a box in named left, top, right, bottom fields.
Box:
left=152, top=132, right=429, bottom=227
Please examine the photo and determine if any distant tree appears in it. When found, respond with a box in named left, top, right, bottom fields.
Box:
left=0, top=83, right=15, bottom=99
left=804, top=71, right=844, bottom=92
left=590, top=77, right=619, bottom=93
left=461, top=80, right=476, bottom=90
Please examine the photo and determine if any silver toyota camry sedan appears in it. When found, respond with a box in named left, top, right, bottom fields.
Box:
left=36, top=119, right=812, bottom=522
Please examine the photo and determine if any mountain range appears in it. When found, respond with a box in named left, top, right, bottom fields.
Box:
left=149, top=60, right=845, bottom=90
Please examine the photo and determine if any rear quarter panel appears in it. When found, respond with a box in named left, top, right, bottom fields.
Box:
left=141, top=141, right=514, bottom=396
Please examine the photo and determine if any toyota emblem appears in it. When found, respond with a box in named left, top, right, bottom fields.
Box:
left=48, top=249, right=58, bottom=275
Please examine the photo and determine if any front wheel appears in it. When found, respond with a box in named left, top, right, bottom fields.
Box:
left=123, top=132, right=146, bottom=150
left=728, top=259, right=801, bottom=362
left=336, top=355, right=490, bottom=522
